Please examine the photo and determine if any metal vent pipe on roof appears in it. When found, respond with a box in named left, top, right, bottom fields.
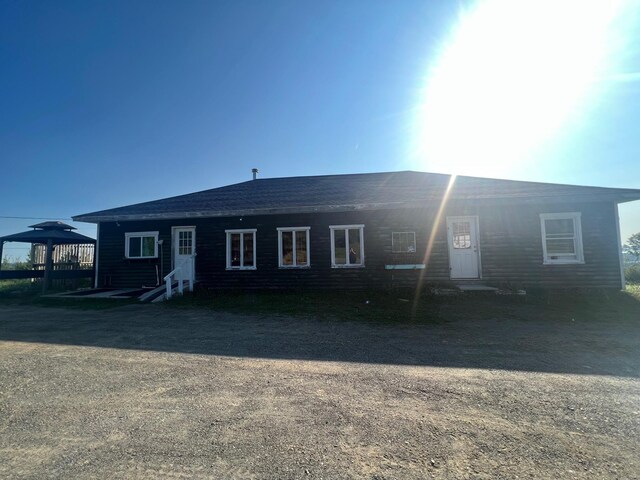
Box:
left=252, top=168, right=259, bottom=180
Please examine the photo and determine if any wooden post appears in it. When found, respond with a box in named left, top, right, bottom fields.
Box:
left=92, top=242, right=97, bottom=288
left=42, top=239, right=53, bottom=294
left=0, top=241, right=4, bottom=271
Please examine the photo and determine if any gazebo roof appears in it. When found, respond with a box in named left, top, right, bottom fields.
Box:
left=0, top=223, right=95, bottom=245
left=28, top=221, right=77, bottom=231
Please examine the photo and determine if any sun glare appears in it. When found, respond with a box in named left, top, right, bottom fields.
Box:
left=411, top=0, right=634, bottom=178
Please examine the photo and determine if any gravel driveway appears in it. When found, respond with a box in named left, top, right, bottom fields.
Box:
left=1, top=304, right=639, bottom=479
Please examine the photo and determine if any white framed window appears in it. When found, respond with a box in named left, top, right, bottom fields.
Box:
left=278, top=227, right=310, bottom=268
left=226, top=229, right=257, bottom=270
left=540, top=213, right=584, bottom=264
left=392, top=232, right=416, bottom=253
left=125, top=231, right=159, bottom=259
left=330, top=224, right=365, bottom=268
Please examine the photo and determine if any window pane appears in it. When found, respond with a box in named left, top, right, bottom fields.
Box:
left=392, top=232, right=415, bottom=253
left=392, top=232, right=402, bottom=253
left=142, top=236, right=155, bottom=257
left=400, top=233, right=408, bottom=252
left=545, top=218, right=574, bottom=236
left=179, top=231, right=192, bottom=255
left=230, top=234, right=241, bottom=267
left=281, top=231, right=293, bottom=266
left=547, top=238, right=575, bottom=255
left=348, top=228, right=362, bottom=264
left=334, top=229, right=346, bottom=265
left=407, top=233, right=416, bottom=253
left=243, top=233, right=254, bottom=267
left=129, top=237, right=141, bottom=257
left=453, top=222, right=470, bottom=235
left=452, top=222, right=471, bottom=249
left=295, top=231, right=308, bottom=266
left=453, top=234, right=471, bottom=249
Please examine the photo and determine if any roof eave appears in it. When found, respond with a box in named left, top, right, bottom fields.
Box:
left=72, top=202, right=421, bottom=223
left=615, top=193, right=640, bottom=204
left=73, top=191, right=640, bottom=223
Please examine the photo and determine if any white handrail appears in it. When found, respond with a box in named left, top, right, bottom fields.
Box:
left=163, top=266, right=180, bottom=300
left=163, top=254, right=195, bottom=300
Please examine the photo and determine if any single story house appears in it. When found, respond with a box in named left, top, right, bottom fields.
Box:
left=73, top=171, right=640, bottom=291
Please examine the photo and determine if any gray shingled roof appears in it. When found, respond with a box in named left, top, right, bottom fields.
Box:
left=73, top=171, right=640, bottom=223
left=28, top=221, right=76, bottom=230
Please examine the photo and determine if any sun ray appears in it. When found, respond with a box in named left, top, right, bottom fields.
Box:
left=412, top=174, right=457, bottom=316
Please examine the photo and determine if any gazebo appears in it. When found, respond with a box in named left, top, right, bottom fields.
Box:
left=0, top=221, right=96, bottom=292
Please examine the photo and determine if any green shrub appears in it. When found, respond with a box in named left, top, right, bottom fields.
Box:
left=625, top=264, right=640, bottom=284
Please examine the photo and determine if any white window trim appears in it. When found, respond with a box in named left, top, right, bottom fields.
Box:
left=329, top=224, right=365, bottom=268
left=125, top=231, right=159, bottom=259
left=225, top=229, right=257, bottom=270
left=277, top=227, right=311, bottom=268
left=540, top=212, right=584, bottom=265
left=391, top=231, right=417, bottom=253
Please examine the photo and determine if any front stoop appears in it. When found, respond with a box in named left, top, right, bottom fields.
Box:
left=430, top=284, right=526, bottom=296
left=456, top=284, right=499, bottom=292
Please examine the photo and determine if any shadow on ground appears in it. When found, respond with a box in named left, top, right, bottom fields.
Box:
left=1, top=296, right=639, bottom=378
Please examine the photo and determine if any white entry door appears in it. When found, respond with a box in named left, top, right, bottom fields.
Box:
left=173, top=227, right=196, bottom=282
left=446, top=216, right=480, bottom=279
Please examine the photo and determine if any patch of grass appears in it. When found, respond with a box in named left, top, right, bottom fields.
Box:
left=164, top=287, right=640, bottom=324
left=0, top=280, right=137, bottom=310
left=164, top=289, right=434, bottom=323
left=506, top=287, right=640, bottom=327
left=0, top=279, right=41, bottom=295
left=164, top=289, right=527, bottom=324
left=625, top=283, right=640, bottom=301
left=625, top=264, right=640, bottom=283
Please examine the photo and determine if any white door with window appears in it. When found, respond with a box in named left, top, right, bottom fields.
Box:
left=173, top=227, right=196, bottom=282
left=446, top=216, right=480, bottom=279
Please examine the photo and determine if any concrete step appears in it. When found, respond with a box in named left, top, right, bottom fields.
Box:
left=456, top=284, right=499, bottom=292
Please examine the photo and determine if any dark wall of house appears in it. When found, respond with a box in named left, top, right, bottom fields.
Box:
left=476, top=201, right=622, bottom=289
left=96, top=200, right=623, bottom=290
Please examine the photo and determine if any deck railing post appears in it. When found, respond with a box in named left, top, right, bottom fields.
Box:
left=189, top=255, right=194, bottom=291
left=42, top=239, right=54, bottom=294
left=165, top=276, right=172, bottom=300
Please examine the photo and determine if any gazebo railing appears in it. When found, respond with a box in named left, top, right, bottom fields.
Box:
left=1, top=243, right=95, bottom=286
left=32, top=244, right=94, bottom=270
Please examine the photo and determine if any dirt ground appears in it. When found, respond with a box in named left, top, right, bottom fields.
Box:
left=0, top=303, right=639, bottom=479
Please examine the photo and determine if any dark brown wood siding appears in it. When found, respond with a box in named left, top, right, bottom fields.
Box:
left=476, top=201, right=622, bottom=289
left=96, top=200, right=623, bottom=290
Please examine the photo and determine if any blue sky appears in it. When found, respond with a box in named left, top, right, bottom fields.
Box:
left=1, top=0, right=639, bottom=261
